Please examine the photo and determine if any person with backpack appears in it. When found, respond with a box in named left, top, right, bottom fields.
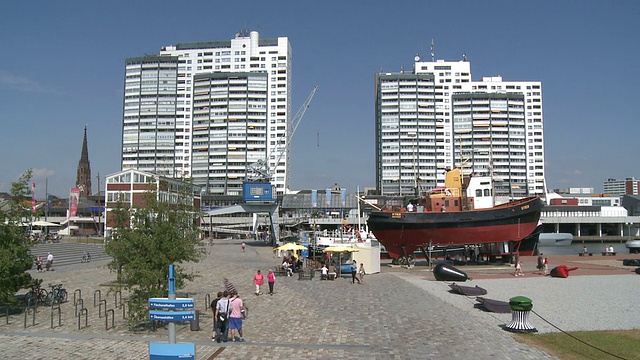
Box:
left=214, top=291, right=230, bottom=343
left=210, top=292, right=222, bottom=342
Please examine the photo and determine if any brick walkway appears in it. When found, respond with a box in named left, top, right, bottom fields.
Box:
left=0, top=239, right=559, bottom=359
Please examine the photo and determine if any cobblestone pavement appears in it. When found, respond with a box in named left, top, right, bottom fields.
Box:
left=0, top=239, right=556, bottom=359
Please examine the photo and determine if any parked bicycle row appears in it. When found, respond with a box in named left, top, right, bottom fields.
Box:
left=24, top=283, right=68, bottom=306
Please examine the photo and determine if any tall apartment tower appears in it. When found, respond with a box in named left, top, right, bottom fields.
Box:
left=76, top=126, right=92, bottom=198
left=121, top=31, right=292, bottom=196
left=375, top=56, right=545, bottom=198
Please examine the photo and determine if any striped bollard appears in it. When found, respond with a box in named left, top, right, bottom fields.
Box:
left=504, top=296, right=537, bottom=333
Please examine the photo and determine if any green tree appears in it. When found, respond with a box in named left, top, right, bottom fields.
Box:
left=0, top=170, right=36, bottom=305
left=105, top=185, right=205, bottom=327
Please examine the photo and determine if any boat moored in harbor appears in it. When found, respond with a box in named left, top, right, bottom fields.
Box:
left=367, top=168, right=544, bottom=260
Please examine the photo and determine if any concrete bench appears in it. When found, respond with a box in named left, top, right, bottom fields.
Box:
left=578, top=253, right=593, bottom=256
left=601, top=252, right=616, bottom=256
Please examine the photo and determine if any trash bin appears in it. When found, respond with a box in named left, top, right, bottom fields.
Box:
left=504, top=296, right=537, bottom=333
left=190, top=309, right=200, bottom=331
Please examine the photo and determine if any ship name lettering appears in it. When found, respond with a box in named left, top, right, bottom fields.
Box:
left=392, top=213, right=402, bottom=218
left=521, top=205, right=529, bottom=210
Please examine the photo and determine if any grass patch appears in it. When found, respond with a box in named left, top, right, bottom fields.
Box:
left=515, top=329, right=640, bottom=360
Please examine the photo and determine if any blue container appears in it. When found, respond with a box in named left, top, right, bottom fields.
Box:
left=340, top=263, right=353, bottom=274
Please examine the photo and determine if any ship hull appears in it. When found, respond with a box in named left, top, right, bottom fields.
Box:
left=367, top=197, right=544, bottom=259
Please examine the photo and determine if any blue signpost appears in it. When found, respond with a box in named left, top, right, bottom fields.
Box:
left=148, top=265, right=196, bottom=360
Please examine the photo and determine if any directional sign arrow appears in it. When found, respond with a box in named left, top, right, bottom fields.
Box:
left=148, top=298, right=195, bottom=310
left=149, top=310, right=195, bottom=322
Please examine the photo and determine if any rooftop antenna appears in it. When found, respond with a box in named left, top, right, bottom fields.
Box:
left=430, top=38, right=435, bottom=62
left=463, top=52, right=467, bottom=61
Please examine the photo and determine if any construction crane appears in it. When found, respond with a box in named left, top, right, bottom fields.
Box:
left=247, top=85, right=318, bottom=183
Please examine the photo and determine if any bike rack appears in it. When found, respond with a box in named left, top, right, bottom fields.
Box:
left=27, top=297, right=38, bottom=313
left=50, top=304, right=61, bottom=329
left=204, top=293, right=211, bottom=311
left=93, top=290, right=101, bottom=307
left=75, top=299, right=84, bottom=317
left=73, top=289, right=82, bottom=306
left=99, top=299, right=107, bottom=318
left=4, top=304, right=9, bottom=325
left=77, top=308, right=88, bottom=330
left=114, top=291, right=121, bottom=309
left=105, top=309, right=115, bottom=330
left=23, top=305, right=36, bottom=329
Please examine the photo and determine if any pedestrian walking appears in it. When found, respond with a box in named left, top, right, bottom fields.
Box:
left=537, top=253, right=544, bottom=274
left=351, top=260, right=360, bottom=284
left=513, top=255, right=523, bottom=276
left=35, top=256, right=43, bottom=273
left=223, top=278, right=236, bottom=294
left=267, top=269, right=275, bottom=295
left=228, top=290, right=245, bottom=342
left=210, top=292, right=222, bottom=341
left=358, top=263, right=366, bottom=284
left=46, top=252, right=54, bottom=271
left=543, top=256, right=549, bottom=275
left=214, top=291, right=230, bottom=343
left=253, top=269, right=264, bottom=296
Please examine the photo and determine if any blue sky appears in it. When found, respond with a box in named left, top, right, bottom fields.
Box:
left=1, top=0, right=639, bottom=198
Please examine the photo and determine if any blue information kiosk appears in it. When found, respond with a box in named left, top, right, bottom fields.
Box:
left=149, top=265, right=196, bottom=360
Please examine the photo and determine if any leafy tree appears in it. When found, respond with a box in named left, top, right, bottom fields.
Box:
left=105, top=184, right=205, bottom=328
left=0, top=170, right=36, bottom=305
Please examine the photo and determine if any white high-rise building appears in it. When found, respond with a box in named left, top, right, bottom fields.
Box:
left=121, top=31, right=292, bottom=196
left=375, top=57, right=545, bottom=198
left=604, top=178, right=640, bottom=196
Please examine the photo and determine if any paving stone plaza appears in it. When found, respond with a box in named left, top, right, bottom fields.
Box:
left=0, top=239, right=555, bottom=359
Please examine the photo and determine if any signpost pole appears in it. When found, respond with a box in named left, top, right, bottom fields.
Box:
left=168, top=264, right=176, bottom=344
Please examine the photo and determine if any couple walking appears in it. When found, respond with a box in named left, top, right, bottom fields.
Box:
left=212, top=287, right=246, bottom=343
left=254, top=269, right=276, bottom=295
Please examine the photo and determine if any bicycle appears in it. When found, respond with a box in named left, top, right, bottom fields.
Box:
left=46, top=283, right=68, bottom=305
left=81, top=252, right=91, bottom=263
left=25, top=284, right=48, bottom=305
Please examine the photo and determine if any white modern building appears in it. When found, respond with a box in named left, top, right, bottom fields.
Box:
left=603, top=177, right=640, bottom=196
left=375, top=56, right=545, bottom=198
left=121, top=30, right=292, bottom=196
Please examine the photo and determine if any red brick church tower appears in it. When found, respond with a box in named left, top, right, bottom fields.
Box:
left=76, top=126, right=92, bottom=198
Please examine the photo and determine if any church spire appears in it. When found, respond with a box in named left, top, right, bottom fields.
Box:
left=76, top=126, right=92, bottom=198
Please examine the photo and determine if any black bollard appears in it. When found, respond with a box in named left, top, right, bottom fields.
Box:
left=433, top=263, right=469, bottom=282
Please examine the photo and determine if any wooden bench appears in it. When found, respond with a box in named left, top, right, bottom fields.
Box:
left=601, top=252, right=616, bottom=256
left=578, top=253, right=593, bottom=256
left=298, top=269, right=314, bottom=280
left=273, top=266, right=287, bottom=277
